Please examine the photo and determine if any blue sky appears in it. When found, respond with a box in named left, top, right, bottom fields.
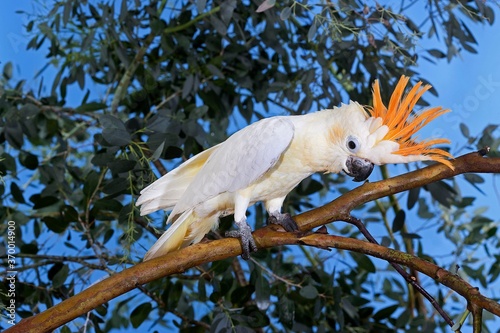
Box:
left=2, top=1, right=500, bottom=331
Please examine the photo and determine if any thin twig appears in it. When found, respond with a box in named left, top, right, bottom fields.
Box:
left=250, top=258, right=301, bottom=288
left=134, top=217, right=163, bottom=238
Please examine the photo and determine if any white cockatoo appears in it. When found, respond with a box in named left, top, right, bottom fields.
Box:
left=137, top=76, right=453, bottom=260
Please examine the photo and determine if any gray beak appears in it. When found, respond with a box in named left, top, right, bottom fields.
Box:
left=344, top=156, right=374, bottom=182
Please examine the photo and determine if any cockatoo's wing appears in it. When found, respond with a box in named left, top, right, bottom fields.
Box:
left=137, top=143, right=221, bottom=215
left=170, top=117, right=295, bottom=219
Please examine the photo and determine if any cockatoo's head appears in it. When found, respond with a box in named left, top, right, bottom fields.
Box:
left=329, top=75, right=453, bottom=182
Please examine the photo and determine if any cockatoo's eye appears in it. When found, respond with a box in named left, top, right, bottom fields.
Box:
left=346, top=135, right=360, bottom=153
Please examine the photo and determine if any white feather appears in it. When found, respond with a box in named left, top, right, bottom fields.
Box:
left=137, top=144, right=221, bottom=216
left=143, top=209, right=193, bottom=261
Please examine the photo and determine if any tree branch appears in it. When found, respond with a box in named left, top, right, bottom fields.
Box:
left=340, top=214, right=455, bottom=327
left=6, top=150, right=500, bottom=333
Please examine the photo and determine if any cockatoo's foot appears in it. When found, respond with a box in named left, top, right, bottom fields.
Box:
left=225, top=218, right=257, bottom=260
left=267, top=212, right=299, bottom=232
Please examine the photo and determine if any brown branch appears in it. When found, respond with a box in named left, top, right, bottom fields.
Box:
left=469, top=301, right=484, bottom=333
left=340, top=214, right=454, bottom=327
left=296, top=232, right=500, bottom=316
left=6, top=150, right=500, bottom=333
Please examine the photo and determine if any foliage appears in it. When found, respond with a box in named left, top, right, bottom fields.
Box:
left=0, top=0, right=499, bottom=332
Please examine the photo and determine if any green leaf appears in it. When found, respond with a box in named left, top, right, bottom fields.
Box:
left=407, top=186, right=420, bottom=210
left=255, top=273, right=270, bottom=310
left=10, top=182, right=26, bottom=204
left=401, top=232, right=421, bottom=239
left=307, top=20, right=318, bottom=42
left=30, top=194, right=60, bottom=209
left=241, top=305, right=270, bottom=328
left=60, top=326, right=72, bottom=333
left=76, top=102, right=107, bottom=112
left=427, top=49, right=446, bottom=59
left=210, top=16, right=227, bottom=35
left=299, top=285, right=318, bottom=300
left=198, top=278, right=207, bottom=302
left=231, top=285, right=253, bottom=306
left=102, top=128, right=131, bottom=146
left=130, top=302, right=152, bottom=328
left=20, top=103, right=40, bottom=119
left=381, top=236, right=391, bottom=247
left=107, top=159, right=137, bottom=174
left=101, top=178, right=128, bottom=195
left=20, top=242, right=38, bottom=255
left=62, top=0, right=72, bottom=25
left=3, top=62, right=13, bottom=80
left=427, top=181, right=455, bottom=208
left=457, top=196, right=476, bottom=208
left=417, top=198, right=435, bottom=219
left=182, top=74, right=194, bottom=99
left=211, top=312, right=231, bottom=333
left=196, top=0, right=207, bottom=13
left=48, top=263, right=69, bottom=288
left=52, top=264, right=69, bottom=288
left=0, top=153, right=17, bottom=174
left=92, top=198, right=123, bottom=212
left=278, top=296, right=294, bottom=329
left=167, top=281, right=183, bottom=310
left=350, top=252, right=376, bottom=273
left=280, top=7, right=292, bottom=20
left=100, top=115, right=131, bottom=146
left=150, top=141, right=165, bottom=161
left=83, top=171, right=101, bottom=199
left=373, top=304, right=399, bottom=320
left=464, top=173, right=485, bottom=184
left=484, top=5, right=495, bottom=25
left=19, top=151, right=39, bottom=170
left=206, top=64, right=225, bottom=78
left=43, top=216, right=69, bottom=233
left=392, top=209, right=405, bottom=233
left=89, top=3, right=101, bottom=20
left=296, top=177, right=323, bottom=196
left=103, top=229, right=114, bottom=244
left=341, top=297, right=359, bottom=320
left=460, top=123, right=470, bottom=138
left=61, top=205, right=79, bottom=223
left=256, top=0, right=275, bottom=13
left=220, top=0, right=236, bottom=25
left=5, top=121, right=24, bottom=149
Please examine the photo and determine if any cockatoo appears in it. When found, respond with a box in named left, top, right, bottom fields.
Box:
left=137, top=76, right=453, bottom=260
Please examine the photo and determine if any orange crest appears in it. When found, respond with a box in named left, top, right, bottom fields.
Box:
left=370, top=75, right=454, bottom=169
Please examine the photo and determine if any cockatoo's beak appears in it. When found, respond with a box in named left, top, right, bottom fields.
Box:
left=344, top=156, right=374, bottom=182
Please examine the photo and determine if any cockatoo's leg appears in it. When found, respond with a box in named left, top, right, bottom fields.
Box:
left=226, top=217, right=257, bottom=260
left=265, top=196, right=299, bottom=232
left=268, top=212, right=299, bottom=232
left=225, top=192, right=257, bottom=260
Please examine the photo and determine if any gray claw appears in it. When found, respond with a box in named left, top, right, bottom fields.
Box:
left=225, top=220, right=257, bottom=260
left=268, top=212, right=299, bottom=232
